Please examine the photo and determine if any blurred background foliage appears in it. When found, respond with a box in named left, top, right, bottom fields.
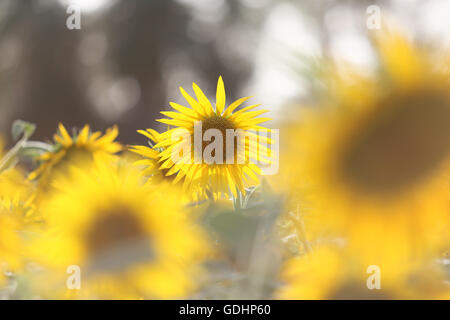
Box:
left=0, top=0, right=449, bottom=300
left=0, top=0, right=449, bottom=145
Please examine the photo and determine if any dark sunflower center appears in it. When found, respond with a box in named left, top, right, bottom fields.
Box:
left=84, top=208, right=154, bottom=274
left=194, top=115, right=238, bottom=163
left=340, top=90, right=450, bottom=197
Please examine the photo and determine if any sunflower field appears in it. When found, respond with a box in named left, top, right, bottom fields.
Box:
left=0, top=1, right=449, bottom=301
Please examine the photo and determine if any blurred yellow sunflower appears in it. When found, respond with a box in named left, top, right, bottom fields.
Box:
left=145, top=76, right=271, bottom=200
left=0, top=139, right=36, bottom=223
left=285, top=31, right=450, bottom=271
left=0, top=168, right=33, bottom=215
left=29, top=161, right=210, bottom=299
left=0, top=204, right=24, bottom=286
left=0, top=139, right=36, bottom=285
left=29, top=123, right=122, bottom=186
left=278, top=247, right=450, bottom=300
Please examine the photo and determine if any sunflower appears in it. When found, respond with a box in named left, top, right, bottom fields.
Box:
left=0, top=141, right=34, bottom=284
left=29, top=161, right=210, bottom=299
left=0, top=138, right=36, bottom=223
left=0, top=211, right=23, bottom=286
left=29, top=123, right=122, bottom=187
left=130, top=129, right=210, bottom=202
left=284, top=30, right=450, bottom=272
left=135, top=76, right=271, bottom=200
left=130, top=129, right=181, bottom=184
left=0, top=167, right=33, bottom=215
left=278, top=247, right=450, bottom=300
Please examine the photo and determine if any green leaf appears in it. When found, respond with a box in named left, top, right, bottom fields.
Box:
left=12, top=120, right=36, bottom=141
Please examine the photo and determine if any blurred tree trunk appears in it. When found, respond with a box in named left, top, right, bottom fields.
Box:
left=0, top=0, right=264, bottom=144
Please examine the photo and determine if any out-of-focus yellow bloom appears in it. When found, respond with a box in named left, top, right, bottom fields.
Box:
left=0, top=138, right=37, bottom=223
left=0, top=211, right=22, bottom=285
left=284, top=31, right=450, bottom=274
left=278, top=247, right=450, bottom=300
left=29, top=161, right=210, bottom=299
left=0, top=140, right=36, bottom=284
left=0, top=168, right=34, bottom=216
left=272, top=125, right=338, bottom=258
left=29, top=123, right=122, bottom=186
left=141, top=76, right=271, bottom=200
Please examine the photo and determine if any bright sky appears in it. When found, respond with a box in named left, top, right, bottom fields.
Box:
left=249, top=0, right=450, bottom=116
left=58, top=0, right=115, bottom=13
left=56, top=0, right=450, bottom=118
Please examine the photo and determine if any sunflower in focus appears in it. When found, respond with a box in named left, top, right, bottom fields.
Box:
left=285, top=30, right=450, bottom=272
left=29, top=123, right=122, bottom=187
left=278, top=247, right=450, bottom=300
left=29, top=161, right=210, bottom=299
left=139, top=76, right=271, bottom=200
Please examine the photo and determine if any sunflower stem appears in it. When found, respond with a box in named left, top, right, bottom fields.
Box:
left=0, top=121, right=37, bottom=173
left=0, top=136, right=28, bottom=173
left=242, top=186, right=258, bottom=209
left=22, top=141, right=53, bottom=152
left=289, top=205, right=313, bottom=254
left=233, top=189, right=244, bottom=210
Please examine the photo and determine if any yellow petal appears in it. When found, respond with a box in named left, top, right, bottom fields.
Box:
left=192, top=83, right=214, bottom=115
left=169, top=102, right=199, bottom=119
left=230, top=104, right=261, bottom=118
left=231, top=109, right=269, bottom=121
left=223, top=96, right=251, bottom=117
left=129, top=145, right=159, bottom=159
left=375, top=30, right=425, bottom=89
left=240, top=117, right=271, bottom=127
left=179, top=86, right=206, bottom=116
left=76, top=125, right=90, bottom=146
left=161, top=111, right=197, bottom=122
left=137, top=129, right=157, bottom=143
left=157, top=118, right=192, bottom=128
left=216, top=76, right=226, bottom=115
left=57, top=123, right=72, bottom=145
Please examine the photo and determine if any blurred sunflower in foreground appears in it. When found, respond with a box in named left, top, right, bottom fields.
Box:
left=0, top=211, right=22, bottom=286
left=28, top=161, right=210, bottom=299
left=0, top=169, right=35, bottom=284
left=0, top=134, right=38, bottom=285
left=29, top=123, right=122, bottom=189
left=284, top=30, right=450, bottom=274
left=0, top=138, right=34, bottom=211
left=0, top=167, right=35, bottom=222
left=133, top=76, right=272, bottom=200
left=0, top=174, right=27, bottom=286
left=278, top=247, right=449, bottom=300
